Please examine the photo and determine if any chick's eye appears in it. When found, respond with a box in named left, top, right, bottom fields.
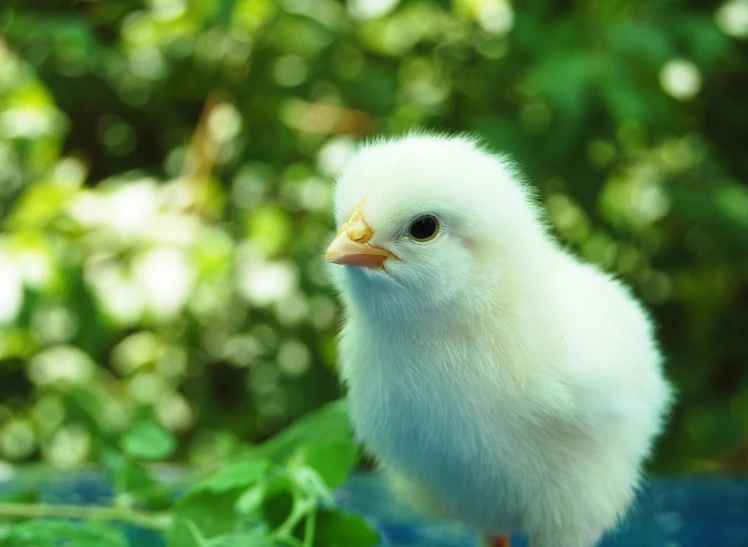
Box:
left=408, top=215, right=439, bottom=241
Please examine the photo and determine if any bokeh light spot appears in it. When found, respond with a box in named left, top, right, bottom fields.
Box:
left=660, top=59, right=702, bottom=100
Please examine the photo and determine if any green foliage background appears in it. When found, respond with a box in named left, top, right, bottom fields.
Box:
left=1, top=0, right=747, bottom=484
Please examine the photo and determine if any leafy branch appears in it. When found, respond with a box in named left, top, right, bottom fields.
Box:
left=0, top=402, right=378, bottom=547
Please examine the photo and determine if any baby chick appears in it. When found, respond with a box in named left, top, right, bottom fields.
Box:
left=325, top=133, right=673, bottom=547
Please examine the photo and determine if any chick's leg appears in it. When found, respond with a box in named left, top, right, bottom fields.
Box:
left=489, top=534, right=510, bottom=547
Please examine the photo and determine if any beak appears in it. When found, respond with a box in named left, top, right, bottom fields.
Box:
left=325, top=204, right=397, bottom=270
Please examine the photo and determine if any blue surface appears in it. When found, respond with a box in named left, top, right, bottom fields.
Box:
left=336, top=474, right=748, bottom=547
left=2, top=470, right=748, bottom=546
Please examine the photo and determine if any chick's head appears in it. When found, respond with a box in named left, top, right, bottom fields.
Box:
left=326, top=133, right=545, bottom=318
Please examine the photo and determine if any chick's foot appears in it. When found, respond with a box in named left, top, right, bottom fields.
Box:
left=489, top=534, right=510, bottom=547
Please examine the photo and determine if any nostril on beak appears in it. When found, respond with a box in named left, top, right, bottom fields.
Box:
left=346, top=218, right=373, bottom=243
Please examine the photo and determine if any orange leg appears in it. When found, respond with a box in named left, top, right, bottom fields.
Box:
left=489, top=534, right=510, bottom=547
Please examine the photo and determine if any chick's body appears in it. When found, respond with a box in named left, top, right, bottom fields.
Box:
left=327, top=135, right=673, bottom=547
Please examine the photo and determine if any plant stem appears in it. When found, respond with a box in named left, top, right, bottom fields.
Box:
left=302, top=506, right=316, bottom=547
left=0, top=502, right=172, bottom=531
left=271, top=496, right=315, bottom=539
left=274, top=537, right=303, bottom=547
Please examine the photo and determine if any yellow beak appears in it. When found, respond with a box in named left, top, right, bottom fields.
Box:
left=325, top=203, right=397, bottom=270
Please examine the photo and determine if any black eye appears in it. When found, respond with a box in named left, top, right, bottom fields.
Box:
left=408, top=215, right=439, bottom=241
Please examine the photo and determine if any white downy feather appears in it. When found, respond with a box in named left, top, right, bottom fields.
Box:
left=328, top=133, right=674, bottom=547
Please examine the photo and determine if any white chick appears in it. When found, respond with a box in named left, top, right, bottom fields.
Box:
left=325, top=133, right=674, bottom=547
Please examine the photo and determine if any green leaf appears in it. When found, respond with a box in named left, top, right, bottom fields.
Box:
left=312, top=510, right=379, bottom=547
left=169, top=495, right=240, bottom=547
left=284, top=466, right=331, bottom=503
left=289, top=438, right=358, bottom=490
left=0, top=519, right=128, bottom=547
left=258, top=474, right=296, bottom=530
left=249, top=399, right=352, bottom=463
left=246, top=204, right=292, bottom=256
left=119, top=421, right=177, bottom=462
left=104, top=450, right=172, bottom=510
left=169, top=460, right=271, bottom=547
left=5, top=182, right=79, bottom=230
left=235, top=484, right=265, bottom=516
left=205, top=533, right=275, bottom=547
left=190, top=459, right=270, bottom=495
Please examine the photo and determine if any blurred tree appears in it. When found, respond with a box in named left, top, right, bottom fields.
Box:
left=0, top=0, right=746, bottom=474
